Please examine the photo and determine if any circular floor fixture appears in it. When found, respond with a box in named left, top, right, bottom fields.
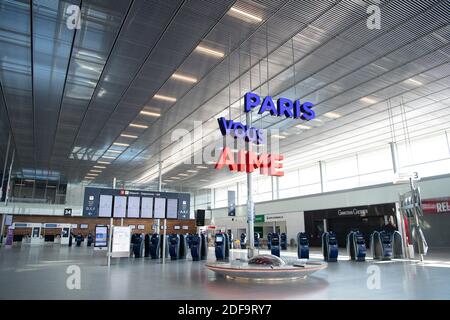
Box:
left=205, top=254, right=327, bottom=281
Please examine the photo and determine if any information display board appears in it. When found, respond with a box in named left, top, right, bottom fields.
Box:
left=154, top=197, right=166, bottom=219
left=82, top=187, right=191, bottom=219
left=94, top=226, right=108, bottom=247
left=112, top=226, right=131, bottom=256
left=127, top=196, right=140, bottom=218
left=167, top=198, right=178, bottom=219
left=99, top=195, right=113, bottom=217
left=141, top=197, right=153, bottom=218
left=113, top=196, right=127, bottom=218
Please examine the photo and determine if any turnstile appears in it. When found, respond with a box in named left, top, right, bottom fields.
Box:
left=371, top=231, right=393, bottom=260
left=346, top=230, right=366, bottom=262
left=280, top=233, right=287, bottom=250
left=149, top=233, right=160, bottom=259
left=254, top=233, right=260, bottom=248
left=322, top=231, right=338, bottom=262
left=191, top=234, right=201, bottom=261
left=270, top=232, right=280, bottom=257
left=131, top=233, right=144, bottom=258
left=240, top=233, right=247, bottom=249
left=297, top=232, right=309, bottom=259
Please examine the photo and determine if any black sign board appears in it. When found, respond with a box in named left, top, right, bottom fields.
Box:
left=64, top=208, right=72, bottom=216
left=195, top=209, right=205, bottom=227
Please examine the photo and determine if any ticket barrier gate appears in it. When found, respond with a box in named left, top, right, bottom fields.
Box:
left=270, top=232, right=280, bottom=257
left=267, top=233, right=272, bottom=250
left=280, top=233, right=287, bottom=250
left=371, top=231, right=392, bottom=260
left=215, top=233, right=230, bottom=261
left=322, top=231, right=338, bottom=262
left=240, top=233, right=247, bottom=249
left=297, top=232, right=309, bottom=259
left=392, top=231, right=404, bottom=259
left=191, top=234, right=201, bottom=261
left=169, top=234, right=180, bottom=260
left=168, top=234, right=188, bottom=260
left=131, top=233, right=144, bottom=258
left=346, top=231, right=366, bottom=262
left=254, top=233, right=260, bottom=249
left=87, top=233, right=94, bottom=247
left=149, top=233, right=160, bottom=259
left=144, top=234, right=151, bottom=257
left=75, top=234, right=83, bottom=247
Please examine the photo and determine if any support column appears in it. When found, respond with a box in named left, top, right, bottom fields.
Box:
left=158, top=161, right=167, bottom=264
left=107, top=177, right=116, bottom=267
left=246, top=111, right=255, bottom=259
left=319, top=161, right=326, bottom=193
left=389, top=142, right=400, bottom=175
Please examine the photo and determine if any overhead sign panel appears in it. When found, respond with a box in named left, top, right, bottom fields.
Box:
left=82, top=187, right=190, bottom=219
left=98, top=195, right=113, bottom=217
left=127, top=196, right=140, bottom=218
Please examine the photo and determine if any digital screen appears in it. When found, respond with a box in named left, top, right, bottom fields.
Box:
left=80, top=224, right=88, bottom=229
left=216, top=237, right=223, bottom=243
left=113, top=196, right=127, bottom=218
left=95, top=226, right=108, bottom=247
left=166, top=198, right=178, bottom=219
left=154, top=198, right=166, bottom=219
left=99, top=195, right=113, bottom=217
left=141, top=197, right=153, bottom=218
left=127, top=197, right=140, bottom=218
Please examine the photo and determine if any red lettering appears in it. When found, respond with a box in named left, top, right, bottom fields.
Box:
left=215, top=148, right=284, bottom=176
left=214, top=147, right=237, bottom=171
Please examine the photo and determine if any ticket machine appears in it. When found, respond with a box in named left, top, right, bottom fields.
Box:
left=149, top=233, right=160, bottom=259
left=169, top=234, right=180, bottom=260
left=322, top=231, right=338, bottom=262
left=215, top=233, right=227, bottom=261
left=191, top=234, right=201, bottom=261
left=240, top=233, right=247, bottom=249
left=60, top=226, right=71, bottom=245
left=267, top=233, right=272, bottom=249
left=280, top=233, right=287, bottom=250
left=297, top=232, right=309, bottom=259
left=347, top=231, right=366, bottom=262
left=270, top=232, right=280, bottom=257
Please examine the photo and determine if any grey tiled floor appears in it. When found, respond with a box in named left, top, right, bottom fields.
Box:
left=1, top=244, right=449, bottom=299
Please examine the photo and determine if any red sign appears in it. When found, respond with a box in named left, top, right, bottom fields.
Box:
left=215, top=147, right=284, bottom=177
left=422, top=198, right=450, bottom=214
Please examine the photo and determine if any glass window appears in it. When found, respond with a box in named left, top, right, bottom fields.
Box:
left=326, top=155, right=358, bottom=180
left=358, top=146, right=392, bottom=174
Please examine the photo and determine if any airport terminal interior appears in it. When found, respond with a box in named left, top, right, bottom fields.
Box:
left=1, top=0, right=450, bottom=300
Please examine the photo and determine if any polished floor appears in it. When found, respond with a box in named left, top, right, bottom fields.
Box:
left=1, top=243, right=449, bottom=300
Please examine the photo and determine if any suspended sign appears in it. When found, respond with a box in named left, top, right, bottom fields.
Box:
left=215, top=92, right=315, bottom=177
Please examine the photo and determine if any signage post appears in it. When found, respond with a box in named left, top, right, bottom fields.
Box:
left=246, top=111, right=255, bottom=259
